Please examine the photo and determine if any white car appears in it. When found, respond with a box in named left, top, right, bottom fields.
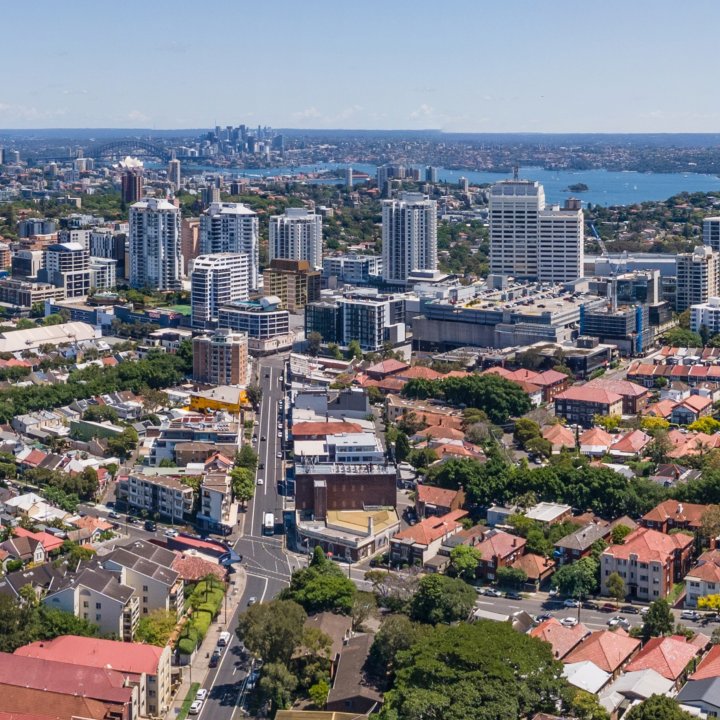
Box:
left=563, top=599, right=580, bottom=608
left=608, top=616, right=628, bottom=628
left=189, top=700, right=203, bottom=715
left=164, top=529, right=178, bottom=538
left=560, top=617, right=578, bottom=627
left=276, top=451, right=282, bottom=459
left=257, top=477, right=264, bottom=485
left=277, top=422, right=283, bottom=429
left=681, top=610, right=701, bottom=621
left=277, top=431, right=282, bottom=438
left=195, top=689, right=208, bottom=702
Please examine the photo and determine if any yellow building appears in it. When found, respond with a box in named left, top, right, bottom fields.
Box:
left=189, top=385, right=247, bottom=414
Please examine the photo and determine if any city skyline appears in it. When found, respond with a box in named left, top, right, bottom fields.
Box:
left=2, top=0, right=720, bottom=133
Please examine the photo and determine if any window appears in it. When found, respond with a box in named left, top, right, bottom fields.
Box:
left=95, top=614, right=101, bottom=621
left=83, top=601, right=89, bottom=608
left=96, top=602, right=102, bottom=609
left=143, top=597, right=148, bottom=604
left=143, top=585, right=148, bottom=592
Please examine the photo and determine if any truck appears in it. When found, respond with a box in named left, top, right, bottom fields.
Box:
left=263, top=512, right=274, bottom=536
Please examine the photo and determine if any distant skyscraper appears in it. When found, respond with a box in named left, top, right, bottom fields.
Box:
left=121, top=169, right=143, bottom=204
left=269, top=208, right=323, bottom=270
left=459, top=176, right=469, bottom=193
left=167, top=159, right=181, bottom=190
left=381, top=192, right=438, bottom=285
left=676, top=246, right=720, bottom=312
left=703, top=216, right=720, bottom=253
left=425, top=166, right=438, bottom=184
left=129, top=198, right=182, bottom=291
left=181, top=218, right=201, bottom=277
left=191, top=253, right=250, bottom=329
left=345, top=166, right=353, bottom=189
left=199, top=202, right=259, bottom=290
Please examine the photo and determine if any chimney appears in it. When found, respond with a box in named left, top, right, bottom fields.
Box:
left=367, top=515, right=374, bottom=536
left=677, top=503, right=683, bottom=515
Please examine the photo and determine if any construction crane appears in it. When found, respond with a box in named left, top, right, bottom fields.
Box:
left=588, top=223, right=608, bottom=256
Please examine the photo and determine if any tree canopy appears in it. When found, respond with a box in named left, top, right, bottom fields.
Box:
left=641, top=599, right=674, bottom=641
left=625, top=695, right=696, bottom=720
left=552, top=557, right=599, bottom=599
left=380, top=620, right=571, bottom=720
left=236, top=599, right=307, bottom=666
left=410, top=574, right=476, bottom=625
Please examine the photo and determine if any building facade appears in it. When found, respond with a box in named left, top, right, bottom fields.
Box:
left=263, top=259, right=321, bottom=313
left=190, top=252, right=250, bottom=329
left=129, top=198, right=182, bottom=291
left=199, top=202, right=259, bottom=290
left=192, top=329, right=249, bottom=387
left=42, top=242, right=90, bottom=298
left=538, top=198, right=584, bottom=282
left=381, top=192, right=437, bottom=285
left=676, top=246, right=720, bottom=312
left=269, top=207, right=323, bottom=270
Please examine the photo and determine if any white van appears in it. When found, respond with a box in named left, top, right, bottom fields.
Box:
left=217, top=631, right=232, bottom=647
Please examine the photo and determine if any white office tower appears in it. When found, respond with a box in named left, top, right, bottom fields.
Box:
left=269, top=208, right=323, bottom=270
left=489, top=180, right=545, bottom=279
left=676, top=246, right=720, bottom=312
left=538, top=198, right=585, bottom=283
left=345, top=167, right=353, bottom=188
left=381, top=192, right=437, bottom=285
left=200, top=202, right=260, bottom=290
left=44, top=242, right=90, bottom=298
left=703, top=217, right=720, bottom=253
left=129, top=198, right=182, bottom=291
left=167, top=159, right=181, bottom=190
left=191, top=253, right=250, bottom=329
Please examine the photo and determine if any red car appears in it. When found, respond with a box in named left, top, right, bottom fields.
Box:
left=599, top=603, right=616, bottom=613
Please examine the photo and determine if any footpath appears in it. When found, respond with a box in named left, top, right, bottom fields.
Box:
left=165, top=561, right=247, bottom=718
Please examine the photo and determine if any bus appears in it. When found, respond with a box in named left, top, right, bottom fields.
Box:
left=263, top=512, right=275, bottom=536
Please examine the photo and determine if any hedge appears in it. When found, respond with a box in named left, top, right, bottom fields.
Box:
left=178, top=637, right=196, bottom=656
left=192, top=610, right=212, bottom=637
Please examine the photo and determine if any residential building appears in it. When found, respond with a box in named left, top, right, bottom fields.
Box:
left=191, top=252, right=250, bottom=328
left=676, top=677, right=720, bottom=718
left=684, top=549, right=720, bottom=607
left=129, top=198, right=182, bottom=291
left=200, top=202, right=259, bottom=290
left=554, top=523, right=611, bottom=566
left=389, top=509, right=466, bottom=565
left=117, top=471, right=194, bottom=522
left=0, top=277, right=64, bottom=307
left=89, top=256, right=117, bottom=289
left=703, top=216, right=720, bottom=253
left=90, top=229, right=126, bottom=277
left=554, top=385, right=623, bottom=427
left=323, top=254, right=382, bottom=285
left=600, top=527, right=694, bottom=600
left=530, top=618, right=591, bottom=660
left=563, top=629, right=641, bottom=677
left=691, top=296, right=720, bottom=334
left=188, top=387, right=244, bottom=415
left=415, top=485, right=465, bottom=518
left=671, top=394, right=713, bottom=425
left=197, top=472, right=237, bottom=535
left=44, top=566, right=139, bottom=640
left=269, top=207, right=322, bottom=270
left=16, top=635, right=172, bottom=718
left=542, top=424, right=576, bottom=453
left=599, top=670, right=675, bottom=717
left=192, top=328, right=248, bottom=386
left=584, top=378, right=650, bottom=414
left=538, top=198, right=584, bottom=282
left=41, top=242, right=91, bottom=298
left=325, top=634, right=382, bottom=716
left=640, top=499, right=708, bottom=534
left=121, top=168, right=143, bottom=204
left=676, top=245, right=720, bottom=312
left=167, top=158, right=181, bottom=189
left=12, top=248, right=45, bottom=280
left=102, top=543, right=183, bottom=618
left=624, top=635, right=700, bottom=684
left=263, top=259, right=321, bottom=313
left=381, top=192, right=438, bottom=285
left=475, top=528, right=526, bottom=581
left=181, top=218, right=200, bottom=277
left=218, top=297, right=292, bottom=355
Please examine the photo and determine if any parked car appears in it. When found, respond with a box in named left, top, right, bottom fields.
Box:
left=189, top=700, right=203, bottom=715
left=108, top=511, right=120, bottom=519
left=485, top=588, right=504, bottom=598
left=164, top=529, right=178, bottom=538
left=276, top=452, right=282, bottom=459
left=564, top=599, right=580, bottom=608
left=535, top=613, right=553, bottom=623
left=248, top=597, right=257, bottom=606
left=257, top=478, right=264, bottom=485
left=548, top=588, right=559, bottom=597
left=681, top=610, right=701, bottom=621
left=261, top=436, right=266, bottom=442
left=640, top=606, right=650, bottom=616
left=560, top=617, right=578, bottom=627
left=608, top=616, right=629, bottom=629
left=505, top=591, right=522, bottom=600
left=209, top=650, right=221, bottom=668
left=144, top=520, right=157, bottom=532
left=621, top=605, right=639, bottom=615
left=599, top=603, right=616, bottom=613
left=195, top=689, right=208, bottom=702
left=582, top=601, right=599, bottom=610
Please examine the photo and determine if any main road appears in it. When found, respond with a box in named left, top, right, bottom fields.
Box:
left=199, top=356, right=300, bottom=720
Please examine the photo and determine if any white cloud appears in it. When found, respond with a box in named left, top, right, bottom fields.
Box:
left=0, top=104, right=67, bottom=121
left=410, top=103, right=434, bottom=120
left=292, top=107, right=321, bottom=120
left=127, top=110, right=150, bottom=123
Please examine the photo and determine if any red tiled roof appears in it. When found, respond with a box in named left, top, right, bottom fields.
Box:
left=15, top=636, right=165, bottom=676
left=21, top=450, right=47, bottom=468
left=393, top=509, right=467, bottom=546
left=412, top=425, right=465, bottom=441
left=610, top=430, right=651, bottom=455
left=514, top=380, right=542, bottom=395
left=172, top=553, right=227, bottom=582
left=0, top=685, right=111, bottom=720
left=586, top=378, right=649, bottom=398
left=692, top=643, right=720, bottom=680
left=510, top=368, right=541, bottom=383
left=396, top=366, right=444, bottom=381
left=417, top=484, right=459, bottom=508
left=555, top=386, right=623, bottom=404
left=542, top=424, right=576, bottom=448
left=102, top=357, right=118, bottom=366
left=579, top=427, right=613, bottom=447
left=563, top=629, right=640, bottom=673
left=512, top=552, right=555, bottom=581
left=482, top=367, right=514, bottom=379
left=642, top=399, right=677, bottom=418
left=292, top=421, right=363, bottom=437
left=642, top=500, right=708, bottom=529
left=476, top=529, right=526, bottom=561
left=680, top=395, right=713, bottom=412
left=687, top=561, right=720, bottom=583
left=12, top=527, right=64, bottom=553
left=625, top=635, right=699, bottom=680
left=534, top=369, right=570, bottom=386
left=70, top=515, right=113, bottom=533
left=530, top=618, right=590, bottom=659
left=365, top=358, right=409, bottom=376
left=433, top=442, right=484, bottom=459
left=603, top=526, right=694, bottom=564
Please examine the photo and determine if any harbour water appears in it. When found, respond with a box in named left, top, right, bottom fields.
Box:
left=180, top=161, right=720, bottom=207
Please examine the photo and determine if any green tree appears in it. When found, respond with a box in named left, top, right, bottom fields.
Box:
left=246, top=384, right=262, bottom=407
left=513, top=418, right=541, bottom=448
left=135, top=609, right=177, bottom=646
left=235, top=599, right=307, bottom=666
left=701, top=505, right=720, bottom=543
left=410, top=574, right=476, bottom=625
left=662, top=327, right=702, bottom=348
left=625, top=695, right=696, bottom=720
left=606, top=572, right=626, bottom=605
left=381, top=620, right=570, bottom=720
left=235, top=444, right=258, bottom=471
left=570, top=689, right=610, bottom=720
left=394, top=432, right=411, bottom=463
left=551, top=557, right=598, bottom=599
left=611, top=524, right=633, bottom=544
left=308, top=679, right=330, bottom=709
left=449, top=545, right=482, bottom=582
left=688, top=416, right=720, bottom=434
left=641, top=599, right=674, bottom=641
left=347, top=339, right=363, bottom=360
left=351, top=591, right=377, bottom=631
left=258, top=661, right=297, bottom=712
left=107, top=427, right=138, bottom=460
left=496, top=566, right=528, bottom=588
left=367, top=614, right=429, bottom=680
left=231, top=467, right=255, bottom=505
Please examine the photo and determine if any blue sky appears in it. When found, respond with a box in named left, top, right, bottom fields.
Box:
left=1, top=0, right=718, bottom=132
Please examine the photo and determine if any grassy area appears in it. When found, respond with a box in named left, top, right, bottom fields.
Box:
left=166, top=304, right=192, bottom=315
left=667, top=582, right=686, bottom=607
left=177, top=682, right=200, bottom=720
